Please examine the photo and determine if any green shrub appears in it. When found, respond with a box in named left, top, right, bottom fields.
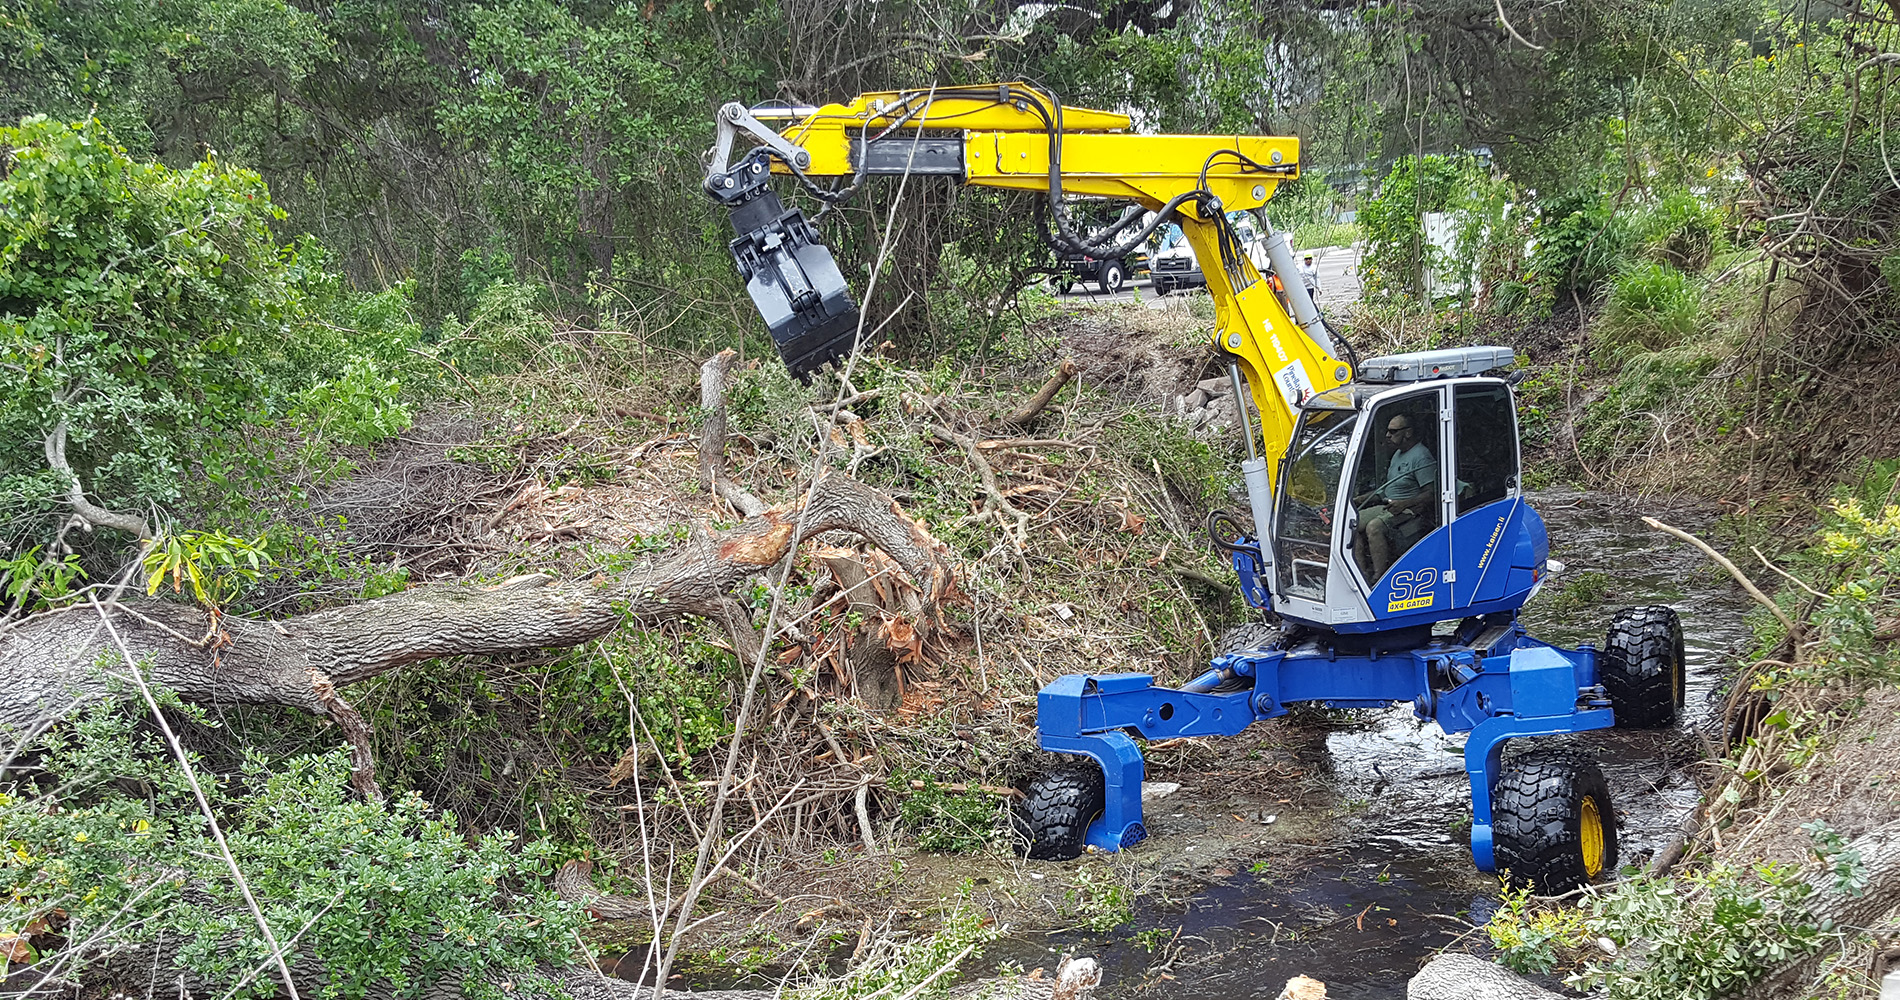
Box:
left=1487, top=883, right=1589, bottom=975
left=896, top=775, right=999, bottom=853
left=1598, top=262, right=1707, bottom=364
left=1566, top=862, right=1830, bottom=999
left=0, top=704, right=579, bottom=999
left=0, top=118, right=421, bottom=553
left=1530, top=191, right=1632, bottom=301
left=1634, top=190, right=1727, bottom=273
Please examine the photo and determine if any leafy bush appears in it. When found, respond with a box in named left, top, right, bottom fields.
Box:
left=0, top=704, right=579, bottom=999
left=1598, top=262, right=1707, bottom=364
left=1530, top=191, right=1632, bottom=301
left=896, top=775, right=999, bottom=853
left=1783, top=463, right=1900, bottom=683
left=0, top=118, right=419, bottom=552
left=1564, top=863, right=1828, bottom=999
left=1358, top=155, right=1467, bottom=299
left=1487, top=882, right=1590, bottom=974
left=1633, top=190, right=1727, bottom=273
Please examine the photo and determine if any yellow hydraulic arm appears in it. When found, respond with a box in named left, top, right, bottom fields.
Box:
left=704, top=82, right=1349, bottom=482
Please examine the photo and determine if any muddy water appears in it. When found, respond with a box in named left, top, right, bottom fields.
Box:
left=990, top=489, right=1757, bottom=998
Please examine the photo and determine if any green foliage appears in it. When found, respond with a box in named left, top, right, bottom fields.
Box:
left=1062, top=863, right=1134, bottom=933
left=1530, top=191, right=1632, bottom=302
left=438, top=0, right=707, bottom=285
left=1798, top=472, right=1900, bottom=683
left=1599, top=262, right=1707, bottom=364
left=1632, top=190, right=1727, bottom=273
left=1358, top=155, right=1467, bottom=300
left=1565, top=862, right=1826, bottom=998
left=291, top=359, right=415, bottom=447
left=0, top=118, right=418, bottom=554
left=1487, top=882, right=1590, bottom=975
left=0, top=546, right=86, bottom=614
left=0, top=704, right=580, bottom=1000
left=895, top=775, right=998, bottom=853
left=140, top=528, right=272, bottom=607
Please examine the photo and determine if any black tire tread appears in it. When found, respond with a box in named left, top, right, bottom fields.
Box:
left=1492, top=753, right=1617, bottom=892
left=1602, top=606, right=1685, bottom=728
left=1216, top=622, right=1282, bottom=656
left=1011, top=766, right=1105, bottom=861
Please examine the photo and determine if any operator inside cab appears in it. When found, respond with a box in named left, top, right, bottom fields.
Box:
left=1353, top=412, right=1436, bottom=581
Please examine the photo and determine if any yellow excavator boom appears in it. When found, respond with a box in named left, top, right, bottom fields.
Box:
left=706, top=82, right=1348, bottom=482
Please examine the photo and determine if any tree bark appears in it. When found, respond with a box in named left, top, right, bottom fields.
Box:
left=1407, top=954, right=1561, bottom=1000
left=0, top=475, right=957, bottom=738
left=1740, top=820, right=1900, bottom=999
left=1004, top=358, right=1078, bottom=428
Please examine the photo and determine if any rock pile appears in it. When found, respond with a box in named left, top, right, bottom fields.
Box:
left=1172, top=374, right=1244, bottom=434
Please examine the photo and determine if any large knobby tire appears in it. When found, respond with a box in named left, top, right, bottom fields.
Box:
left=1492, top=753, right=1618, bottom=892
left=1099, top=260, right=1127, bottom=295
left=1217, top=621, right=1282, bottom=656
left=1602, top=606, right=1686, bottom=728
left=1010, top=765, right=1105, bottom=861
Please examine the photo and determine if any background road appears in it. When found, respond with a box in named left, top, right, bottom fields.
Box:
left=1052, top=244, right=1363, bottom=308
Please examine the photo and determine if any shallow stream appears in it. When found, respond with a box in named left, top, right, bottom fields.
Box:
left=985, top=489, right=1758, bottom=998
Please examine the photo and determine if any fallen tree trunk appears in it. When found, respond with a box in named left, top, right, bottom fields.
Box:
left=1740, top=819, right=1900, bottom=999
left=0, top=474, right=957, bottom=758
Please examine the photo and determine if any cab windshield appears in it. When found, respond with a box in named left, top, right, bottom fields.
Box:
left=1275, top=408, right=1357, bottom=602
left=1156, top=225, right=1186, bottom=251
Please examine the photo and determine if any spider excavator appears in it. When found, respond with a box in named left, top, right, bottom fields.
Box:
left=700, top=83, right=1688, bottom=891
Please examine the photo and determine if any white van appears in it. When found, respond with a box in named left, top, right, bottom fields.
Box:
left=1148, top=214, right=1272, bottom=295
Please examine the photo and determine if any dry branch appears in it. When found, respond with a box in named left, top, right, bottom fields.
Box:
left=1005, top=358, right=1078, bottom=427
left=1642, top=516, right=1797, bottom=633
left=699, top=349, right=768, bottom=518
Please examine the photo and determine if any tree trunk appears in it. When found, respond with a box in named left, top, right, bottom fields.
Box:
left=1741, top=820, right=1900, bottom=999
left=0, top=475, right=958, bottom=738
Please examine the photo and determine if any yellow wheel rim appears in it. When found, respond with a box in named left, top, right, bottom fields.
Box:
left=1580, top=795, right=1605, bottom=878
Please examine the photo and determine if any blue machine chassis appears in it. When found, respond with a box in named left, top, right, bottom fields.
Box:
left=1034, top=617, right=1614, bottom=870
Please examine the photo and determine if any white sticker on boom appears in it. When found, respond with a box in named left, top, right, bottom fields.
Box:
left=1273, top=361, right=1315, bottom=412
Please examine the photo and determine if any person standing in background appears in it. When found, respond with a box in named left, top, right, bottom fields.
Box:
left=1299, top=253, right=1322, bottom=307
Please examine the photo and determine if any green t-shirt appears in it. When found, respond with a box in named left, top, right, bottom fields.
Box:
left=1385, top=442, right=1436, bottom=501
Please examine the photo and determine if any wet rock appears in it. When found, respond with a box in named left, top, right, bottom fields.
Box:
left=1141, top=780, right=1183, bottom=801
left=1278, top=975, right=1326, bottom=999
left=1406, top=953, right=1562, bottom=1000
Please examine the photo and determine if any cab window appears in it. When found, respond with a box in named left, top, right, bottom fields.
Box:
left=1274, top=408, right=1356, bottom=602
left=1453, top=384, right=1519, bottom=516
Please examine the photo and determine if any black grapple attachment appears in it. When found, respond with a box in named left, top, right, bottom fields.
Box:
left=704, top=149, right=861, bottom=383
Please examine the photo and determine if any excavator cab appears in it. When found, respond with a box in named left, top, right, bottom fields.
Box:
left=1265, top=347, right=1547, bottom=634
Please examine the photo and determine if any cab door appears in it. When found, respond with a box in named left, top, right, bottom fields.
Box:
left=1447, top=381, right=1524, bottom=607
left=1342, top=386, right=1453, bottom=621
